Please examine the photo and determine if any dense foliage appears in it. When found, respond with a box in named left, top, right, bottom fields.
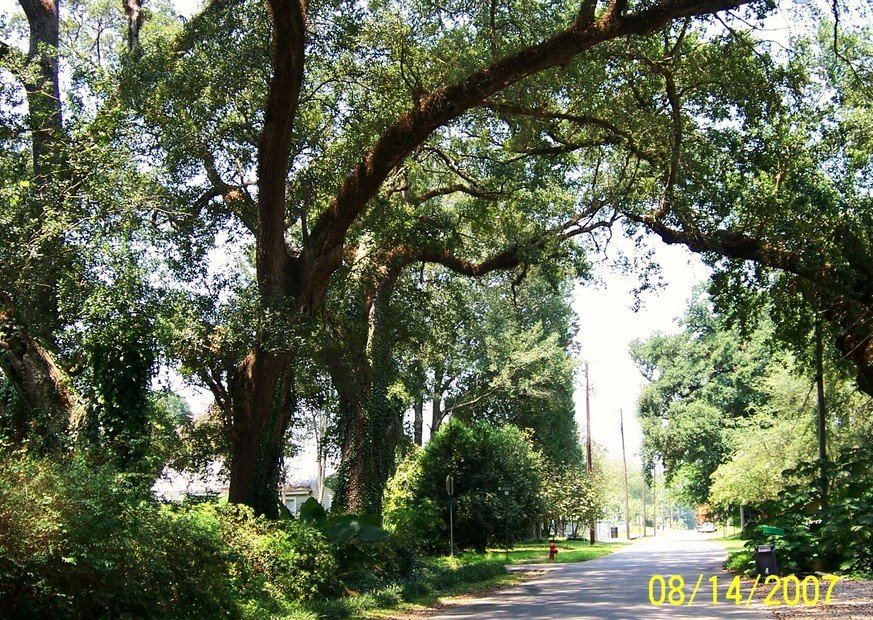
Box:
left=635, top=292, right=873, bottom=509
left=0, top=447, right=347, bottom=618
left=0, top=449, right=238, bottom=618
left=727, top=445, right=873, bottom=577
left=2, top=0, right=873, bottom=609
left=631, top=292, right=775, bottom=504
left=384, top=420, right=546, bottom=551
left=540, top=458, right=603, bottom=538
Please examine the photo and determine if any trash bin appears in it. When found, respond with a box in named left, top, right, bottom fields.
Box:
left=610, top=527, right=618, bottom=539
left=755, top=544, right=779, bottom=576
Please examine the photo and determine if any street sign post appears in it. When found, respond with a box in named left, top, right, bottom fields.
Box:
left=446, top=474, right=454, bottom=557
left=498, top=486, right=512, bottom=560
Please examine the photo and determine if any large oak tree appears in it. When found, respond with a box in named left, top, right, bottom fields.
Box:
left=153, top=0, right=761, bottom=515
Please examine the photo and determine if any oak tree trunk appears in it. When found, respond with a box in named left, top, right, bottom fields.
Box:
left=0, top=2, right=75, bottom=443
left=413, top=399, right=423, bottom=446
left=224, top=0, right=307, bottom=516
left=330, top=266, right=404, bottom=514
left=20, top=0, right=62, bottom=182
left=227, top=348, right=296, bottom=517
left=0, top=297, right=78, bottom=449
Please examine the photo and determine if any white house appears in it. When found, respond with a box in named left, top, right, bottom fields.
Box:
left=281, top=484, right=334, bottom=516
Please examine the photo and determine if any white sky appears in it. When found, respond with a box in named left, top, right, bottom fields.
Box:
left=572, top=236, right=710, bottom=466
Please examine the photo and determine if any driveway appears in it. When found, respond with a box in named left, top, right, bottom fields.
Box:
left=430, top=531, right=767, bottom=619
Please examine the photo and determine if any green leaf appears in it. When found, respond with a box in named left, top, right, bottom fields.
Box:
left=299, top=497, right=328, bottom=528
left=324, top=520, right=389, bottom=544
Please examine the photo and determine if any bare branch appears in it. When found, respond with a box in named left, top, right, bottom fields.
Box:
left=202, top=152, right=258, bottom=233
left=381, top=200, right=616, bottom=280
left=644, top=60, right=682, bottom=220
left=492, top=101, right=657, bottom=162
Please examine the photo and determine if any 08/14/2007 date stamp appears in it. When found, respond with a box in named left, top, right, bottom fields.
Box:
left=648, top=574, right=839, bottom=607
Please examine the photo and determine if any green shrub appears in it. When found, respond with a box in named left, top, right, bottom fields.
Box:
left=724, top=549, right=755, bottom=575
left=298, top=499, right=413, bottom=592
left=0, top=450, right=238, bottom=618
left=401, top=579, right=431, bottom=599
left=213, top=503, right=339, bottom=603
left=304, top=598, right=351, bottom=619
left=384, top=421, right=546, bottom=552
left=0, top=448, right=346, bottom=618
left=372, top=583, right=403, bottom=606
left=383, top=501, right=445, bottom=554
left=343, top=593, right=378, bottom=612
left=755, top=445, right=873, bottom=575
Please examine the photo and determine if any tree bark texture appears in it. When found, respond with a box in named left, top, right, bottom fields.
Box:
left=19, top=0, right=62, bottom=182
left=227, top=348, right=296, bottom=517
left=122, top=0, right=144, bottom=53
left=330, top=265, right=404, bottom=515
left=0, top=296, right=78, bottom=449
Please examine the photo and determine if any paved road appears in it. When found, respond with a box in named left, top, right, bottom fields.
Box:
left=431, top=531, right=768, bottom=619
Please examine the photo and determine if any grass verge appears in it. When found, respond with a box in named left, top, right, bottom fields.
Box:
left=716, top=533, right=755, bottom=575
left=486, top=539, right=625, bottom=565
left=715, top=532, right=746, bottom=554
left=290, top=540, right=626, bottom=619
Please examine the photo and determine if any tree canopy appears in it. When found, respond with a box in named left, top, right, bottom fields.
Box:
left=1, top=0, right=872, bottom=520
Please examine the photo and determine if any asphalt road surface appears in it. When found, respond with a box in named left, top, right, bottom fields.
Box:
left=430, top=531, right=768, bottom=619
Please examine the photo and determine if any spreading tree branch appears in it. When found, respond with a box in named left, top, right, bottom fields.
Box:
left=644, top=60, right=682, bottom=220
left=256, top=0, right=307, bottom=300
left=626, top=213, right=854, bottom=299
left=301, top=0, right=757, bottom=311
left=484, top=99, right=658, bottom=164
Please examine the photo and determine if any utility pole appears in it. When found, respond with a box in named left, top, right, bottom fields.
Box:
left=815, top=319, right=828, bottom=508
left=585, top=362, right=595, bottom=545
left=642, top=473, right=647, bottom=537
left=620, top=408, right=630, bottom=540
left=652, top=464, right=657, bottom=537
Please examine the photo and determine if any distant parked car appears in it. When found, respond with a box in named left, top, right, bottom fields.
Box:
left=697, top=522, right=717, bottom=533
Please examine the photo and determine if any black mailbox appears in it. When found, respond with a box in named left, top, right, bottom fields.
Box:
left=755, top=544, right=779, bottom=577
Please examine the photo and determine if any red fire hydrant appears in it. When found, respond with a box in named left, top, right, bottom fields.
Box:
left=548, top=542, right=558, bottom=560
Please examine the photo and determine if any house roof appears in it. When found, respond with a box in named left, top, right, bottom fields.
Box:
left=281, top=485, right=315, bottom=494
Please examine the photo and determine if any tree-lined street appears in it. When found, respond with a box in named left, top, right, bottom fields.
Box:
left=2, top=0, right=872, bottom=615
left=433, top=533, right=766, bottom=619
